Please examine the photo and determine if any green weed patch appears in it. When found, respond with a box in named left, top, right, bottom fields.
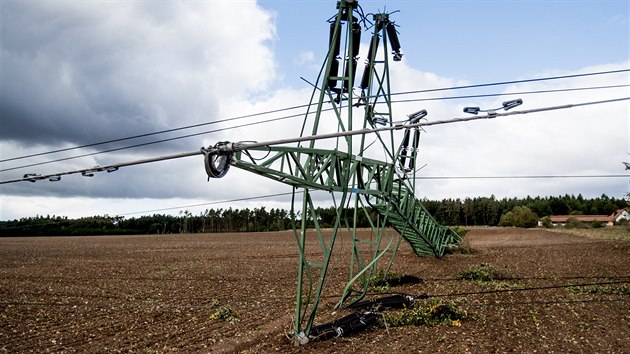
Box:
left=363, top=269, right=421, bottom=292
left=380, top=298, right=472, bottom=327
left=209, top=299, right=239, bottom=324
left=458, top=263, right=497, bottom=282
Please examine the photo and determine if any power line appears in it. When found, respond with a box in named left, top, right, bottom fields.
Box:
left=2, top=68, right=627, bottom=164
left=119, top=191, right=300, bottom=216
left=0, top=191, right=303, bottom=229
left=0, top=103, right=309, bottom=164
left=460, top=298, right=629, bottom=308
left=416, top=174, right=628, bottom=180
left=1, top=280, right=627, bottom=308
left=421, top=275, right=630, bottom=282
left=392, top=83, right=629, bottom=104
left=4, top=296, right=626, bottom=309
left=0, top=111, right=307, bottom=173
left=388, top=68, right=630, bottom=98
left=2, top=83, right=628, bottom=173
left=5, top=274, right=626, bottom=282
left=2, top=96, right=627, bottom=185
left=427, top=280, right=629, bottom=299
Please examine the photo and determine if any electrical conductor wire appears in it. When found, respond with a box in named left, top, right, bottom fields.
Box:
left=1, top=68, right=627, bottom=165
left=1, top=96, right=627, bottom=185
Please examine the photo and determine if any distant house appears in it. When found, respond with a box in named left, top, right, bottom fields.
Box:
left=612, top=209, right=630, bottom=223
left=539, top=209, right=630, bottom=227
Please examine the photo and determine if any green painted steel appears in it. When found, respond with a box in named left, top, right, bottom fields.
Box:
left=223, top=1, right=461, bottom=344
left=373, top=180, right=462, bottom=257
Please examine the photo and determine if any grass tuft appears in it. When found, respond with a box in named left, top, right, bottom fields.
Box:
left=380, top=298, right=472, bottom=327
left=209, top=299, right=239, bottom=324
left=362, top=269, right=421, bottom=292
left=458, top=263, right=496, bottom=282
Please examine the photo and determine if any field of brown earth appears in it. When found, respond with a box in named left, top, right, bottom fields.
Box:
left=1, top=227, right=628, bottom=353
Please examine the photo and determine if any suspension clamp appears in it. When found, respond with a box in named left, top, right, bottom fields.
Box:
left=201, top=142, right=235, bottom=179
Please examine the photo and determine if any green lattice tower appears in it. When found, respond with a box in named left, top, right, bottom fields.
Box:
left=224, top=1, right=461, bottom=344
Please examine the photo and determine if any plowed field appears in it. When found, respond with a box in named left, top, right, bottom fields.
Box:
left=1, top=228, right=628, bottom=353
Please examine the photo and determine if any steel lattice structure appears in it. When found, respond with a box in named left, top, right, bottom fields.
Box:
left=5, top=0, right=627, bottom=345
left=203, top=1, right=460, bottom=344
left=2, top=0, right=466, bottom=345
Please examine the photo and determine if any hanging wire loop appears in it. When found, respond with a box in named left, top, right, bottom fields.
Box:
left=201, top=142, right=236, bottom=179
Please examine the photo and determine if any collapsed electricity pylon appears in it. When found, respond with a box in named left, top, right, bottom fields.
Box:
left=5, top=0, right=628, bottom=345
left=202, top=0, right=461, bottom=345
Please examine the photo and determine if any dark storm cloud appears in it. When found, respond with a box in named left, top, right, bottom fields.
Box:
left=0, top=2, right=274, bottom=150
left=2, top=2, right=164, bottom=146
left=0, top=1, right=277, bottom=200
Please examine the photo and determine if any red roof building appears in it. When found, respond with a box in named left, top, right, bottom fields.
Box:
left=541, top=209, right=630, bottom=226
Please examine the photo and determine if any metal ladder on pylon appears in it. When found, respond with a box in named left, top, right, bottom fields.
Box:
left=373, top=178, right=461, bottom=258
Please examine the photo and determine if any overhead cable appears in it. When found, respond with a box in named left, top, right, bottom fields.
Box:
left=0, top=104, right=309, bottom=164
left=386, top=68, right=630, bottom=98
left=0, top=112, right=308, bottom=173
left=2, top=83, right=628, bottom=173
left=0, top=191, right=302, bottom=230
left=392, top=83, right=629, bottom=104
left=2, top=68, right=627, bottom=164
left=2, top=96, right=627, bottom=185
left=416, top=174, right=628, bottom=180
left=119, top=191, right=301, bottom=216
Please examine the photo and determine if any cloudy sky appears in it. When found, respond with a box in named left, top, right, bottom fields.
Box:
left=1, top=0, right=628, bottom=220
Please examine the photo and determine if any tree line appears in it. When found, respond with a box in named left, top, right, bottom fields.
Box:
left=0, top=207, right=292, bottom=236
left=0, top=194, right=626, bottom=236
left=422, top=194, right=626, bottom=227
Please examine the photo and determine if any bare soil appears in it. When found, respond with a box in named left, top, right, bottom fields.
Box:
left=1, top=228, right=628, bottom=353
